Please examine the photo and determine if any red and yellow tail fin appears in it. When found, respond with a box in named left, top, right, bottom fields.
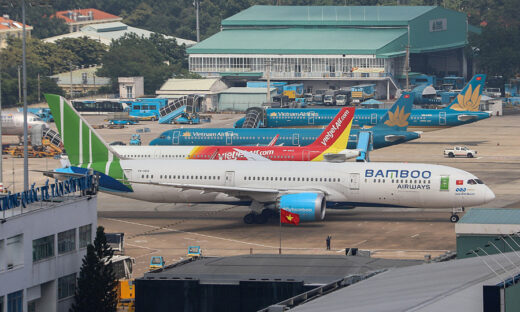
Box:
left=310, top=107, right=355, bottom=151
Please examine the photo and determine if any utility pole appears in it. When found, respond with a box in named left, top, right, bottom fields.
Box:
left=22, top=0, right=28, bottom=192
left=266, top=59, right=272, bottom=103
left=194, top=0, right=200, bottom=42
left=70, top=61, right=73, bottom=99
left=405, top=25, right=410, bottom=91
left=17, top=65, right=21, bottom=103
left=37, top=73, right=40, bottom=102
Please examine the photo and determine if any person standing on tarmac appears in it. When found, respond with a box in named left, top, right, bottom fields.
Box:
left=326, top=235, right=331, bottom=250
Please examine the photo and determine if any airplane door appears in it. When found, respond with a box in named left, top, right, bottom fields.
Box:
left=348, top=173, right=360, bottom=190
left=225, top=131, right=233, bottom=145
left=224, top=171, right=235, bottom=186
left=308, top=113, right=314, bottom=125
left=302, top=150, right=311, bottom=161
left=172, top=131, right=180, bottom=144
left=293, top=133, right=300, bottom=146
left=439, top=111, right=446, bottom=125
left=371, top=113, right=377, bottom=125
left=123, top=169, right=132, bottom=183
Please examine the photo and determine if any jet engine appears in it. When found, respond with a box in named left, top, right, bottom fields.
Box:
left=278, top=193, right=326, bottom=221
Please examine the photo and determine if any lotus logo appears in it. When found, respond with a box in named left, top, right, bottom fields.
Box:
left=182, top=132, right=191, bottom=137
left=270, top=112, right=277, bottom=117
left=384, top=106, right=410, bottom=127
left=450, top=84, right=481, bottom=112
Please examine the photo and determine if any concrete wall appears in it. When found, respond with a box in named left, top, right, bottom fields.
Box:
left=0, top=197, right=97, bottom=312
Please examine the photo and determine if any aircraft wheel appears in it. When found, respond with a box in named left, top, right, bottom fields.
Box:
left=467, top=153, right=473, bottom=158
left=450, top=214, right=459, bottom=223
left=448, top=152, right=454, bottom=158
left=243, top=213, right=255, bottom=224
left=254, top=213, right=268, bottom=224
left=261, top=208, right=274, bottom=219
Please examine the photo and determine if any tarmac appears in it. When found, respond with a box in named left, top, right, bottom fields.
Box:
left=5, top=111, right=519, bottom=277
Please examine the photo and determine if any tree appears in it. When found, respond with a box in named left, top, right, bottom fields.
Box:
left=70, top=226, right=118, bottom=312
left=97, top=33, right=192, bottom=94
left=55, top=37, right=107, bottom=68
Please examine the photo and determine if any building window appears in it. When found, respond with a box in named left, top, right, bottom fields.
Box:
left=0, top=296, right=3, bottom=312
left=27, top=301, right=35, bottom=312
left=126, top=86, right=133, bottom=98
left=79, top=224, right=92, bottom=248
left=429, top=18, right=447, bottom=32
left=58, top=274, right=76, bottom=300
left=6, top=235, right=23, bottom=270
left=7, top=290, right=22, bottom=312
left=58, top=229, right=76, bottom=254
left=33, top=235, right=55, bottom=261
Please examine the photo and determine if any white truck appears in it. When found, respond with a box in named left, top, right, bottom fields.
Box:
left=444, top=146, right=477, bottom=158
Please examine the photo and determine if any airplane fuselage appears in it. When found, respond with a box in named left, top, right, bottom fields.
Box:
left=247, top=108, right=490, bottom=131
left=150, top=128, right=420, bottom=148
left=106, top=160, right=494, bottom=209
left=1, top=112, right=49, bottom=136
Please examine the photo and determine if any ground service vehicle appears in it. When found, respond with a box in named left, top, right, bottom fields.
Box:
left=313, top=89, right=327, bottom=104
left=444, top=146, right=477, bottom=158
left=187, top=246, right=202, bottom=258
left=351, top=84, right=376, bottom=104
left=130, top=134, right=142, bottom=146
left=108, top=255, right=135, bottom=311
left=323, top=90, right=339, bottom=106
left=149, top=256, right=165, bottom=270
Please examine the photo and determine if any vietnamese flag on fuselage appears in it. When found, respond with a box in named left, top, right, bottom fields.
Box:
left=281, top=209, right=300, bottom=225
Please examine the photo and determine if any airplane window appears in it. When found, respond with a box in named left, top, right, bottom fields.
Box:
left=476, top=179, right=484, bottom=184
left=218, top=176, right=220, bottom=180
left=142, top=175, right=144, bottom=178
left=253, top=177, right=255, bottom=180
left=160, top=175, right=163, bottom=179
left=146, top=175, right=149, bottom=178
left=244, top=177, right=247, bottom=180
left=284, top=177, right=287, bottom=181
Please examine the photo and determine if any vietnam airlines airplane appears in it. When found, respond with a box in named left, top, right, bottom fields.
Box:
left=234, top=75, right=490, bottom=132
left=149, top=92, right=420, bottom=149
left=112, top=107, right=359, bottom=161
left=45, top=94, right=495, bottom=224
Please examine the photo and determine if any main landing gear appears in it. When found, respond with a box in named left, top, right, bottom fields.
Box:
left=243, top=209, right=277, bottom=224
left=450, top=207, right=465, bottom=223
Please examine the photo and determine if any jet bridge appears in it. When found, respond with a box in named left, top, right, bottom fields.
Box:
left=355, top=131, right=373, bottom=162
left=158, top=95, right=202, bottom=124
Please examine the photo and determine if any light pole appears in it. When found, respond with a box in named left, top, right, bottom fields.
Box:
left=193, top=0, right=200, bottom=42
left=22, top=0, right=28, bottom=192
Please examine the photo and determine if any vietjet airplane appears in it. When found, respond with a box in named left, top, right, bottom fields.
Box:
left=45, top=94, right=495, bottom=224
left=234, top=75, right=490, bottom=132
left=111, top=107, right=358, bottom=161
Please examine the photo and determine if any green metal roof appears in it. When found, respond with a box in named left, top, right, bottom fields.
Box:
left=188, top=28, right=407, bottom=56
left=459, top=208, right=520, bottom=225
left=222, top=5, right=436, bottom=27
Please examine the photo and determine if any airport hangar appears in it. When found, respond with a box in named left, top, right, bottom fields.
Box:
left=187, top=5, right=480, bottom=100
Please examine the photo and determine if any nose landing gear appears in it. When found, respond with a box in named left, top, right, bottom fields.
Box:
left=450, top=207, right=465, bottom=223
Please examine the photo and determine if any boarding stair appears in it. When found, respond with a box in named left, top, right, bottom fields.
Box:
left=43, top=128, right=62, bottom=148
left=159, top=95, right=201, bottom=124
left=241, top=107, right=264, bottom=128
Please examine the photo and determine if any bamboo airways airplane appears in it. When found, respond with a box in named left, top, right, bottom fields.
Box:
left=45, top=94, right=495, bottom=224
left=110, top=106, right=358, bottom=162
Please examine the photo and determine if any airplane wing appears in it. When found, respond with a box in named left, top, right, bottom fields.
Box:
left=267, top=134, right=279, bottom=146
left=233, top=148, right=271, bottom=161
left=457, top=114, right=479, bottom=122
left=128, top=180, right=326, bottom=203
left=384, top=135, right=406, bottom=142
left=323, top=149, right=360, bottom=163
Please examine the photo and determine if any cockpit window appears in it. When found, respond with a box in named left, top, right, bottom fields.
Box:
left=467, top=179, right=476, bottom=185
left=159, top=135, right=166, bottom=139
left=475, top=179, right=484, bottom=184
left=467, top=179, right=483, bottom=185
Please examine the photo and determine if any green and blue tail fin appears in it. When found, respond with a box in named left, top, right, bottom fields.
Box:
left=45, top=94, right=131, bottom=192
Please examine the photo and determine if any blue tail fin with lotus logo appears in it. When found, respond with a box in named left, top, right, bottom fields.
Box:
left=375, top=91, right=413, bottom=131
left=446, top=74, right=486, bottom=112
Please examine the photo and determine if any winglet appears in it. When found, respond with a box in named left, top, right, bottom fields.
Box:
left=44, top=94, right=129, bottom=191
left=446, top=74, right=486, bottom=111
left=375, top=92, right=413, bottom=131
left=310, top=107, right=355, bottom=150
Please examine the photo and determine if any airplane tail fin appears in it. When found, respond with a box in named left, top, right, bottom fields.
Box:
left=375, top=91, right=413, bottom=131
left=446, top=74, right=486, bottom=111
left=310, top=107, right=355, bottom=150
left=44, top=94, right=128, bottom=189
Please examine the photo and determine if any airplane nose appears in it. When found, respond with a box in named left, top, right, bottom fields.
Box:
left=485, top=187, right=495, bottom=203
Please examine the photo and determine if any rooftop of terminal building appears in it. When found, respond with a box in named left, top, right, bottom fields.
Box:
left=142, top=254, right=420, bottom=285
left=221, top=5, right=446, bottom=27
